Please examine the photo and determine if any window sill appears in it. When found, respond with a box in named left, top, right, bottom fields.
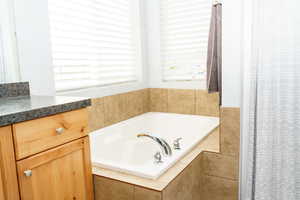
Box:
left=56, top=80, right=147, bottom=98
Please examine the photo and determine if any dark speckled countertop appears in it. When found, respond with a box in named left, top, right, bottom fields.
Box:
left=0, top=82, right=91, bottom=127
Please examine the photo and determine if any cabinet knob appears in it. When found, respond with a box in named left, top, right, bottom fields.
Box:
left=24, top=170, right=32, bottom=177
left=56, top=127, right=65, bottom=135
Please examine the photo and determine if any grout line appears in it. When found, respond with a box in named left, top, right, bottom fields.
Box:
left=194, top=89, right=197, bottom=114
left=133, top=185, right=136, bottom=200
left=204, top=174, right=239, bottom=182
left=166, top=88, right=169, bottom=112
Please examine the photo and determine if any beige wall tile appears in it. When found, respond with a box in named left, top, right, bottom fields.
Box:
left=88, top=98, right=105, bottom=132
left=220, top=108, right=240, bottom=157
left=124, top=90, right=144, bottom=119
left=201, top=175, right=238, bottom=200
left=197, top=127, right=220, bottom=153
left=90, top=89, right=149, bottom=130
left=142, top=88, right=150, bottom=113
left=201, top=152, right=239, bottom=180
left=149, top=88, right=168, bottom=112
left=195, top=90, right=220, bottom=117
left=134, top=187, right=161, bottom=200
left=94, top=176, right=134, bottom=200
left=88, top=89, right=223, bottom=131
left=180, top=127, right=220, bottom=165
left=162, top=154, right=202, bottom=200
left=167, top=89, right=195, bottom=114
left=103, top=94, right=126, bottom=126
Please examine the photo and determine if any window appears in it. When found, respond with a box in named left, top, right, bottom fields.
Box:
left=48, top=0, right=141, bottom=91
left=160, top=0, right=211, bottom=81
left=0, top=0, right=20, bottom=83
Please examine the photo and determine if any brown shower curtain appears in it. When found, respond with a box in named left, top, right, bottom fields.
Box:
left=206, top=3, right=222, bottom=105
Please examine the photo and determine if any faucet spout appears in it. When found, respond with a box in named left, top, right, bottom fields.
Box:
left=137, top=134, right=172, bottom=156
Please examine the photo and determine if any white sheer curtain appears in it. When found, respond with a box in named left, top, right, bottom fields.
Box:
left=242, top=0, right=300, bottom=199
left=0, top=0, right=20, bottom=83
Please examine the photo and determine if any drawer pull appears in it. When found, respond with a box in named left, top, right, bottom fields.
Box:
left=56, top=127, right=65, bottom=135
left=24, top=170, right=32, bottom=177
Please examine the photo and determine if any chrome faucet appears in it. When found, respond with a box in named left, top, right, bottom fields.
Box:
left=137, top=134, right=172, bottom=157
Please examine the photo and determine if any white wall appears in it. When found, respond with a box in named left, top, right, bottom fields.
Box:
left=14, top=0, right=147, bottom=98
left=0, top=0, right=20, bottom=83
left=222, top=0, right=243, bottom=107
left=14, top=0, right=56, bottom=96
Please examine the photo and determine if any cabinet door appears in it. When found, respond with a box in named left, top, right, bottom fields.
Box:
left=17, top=137, right=93, bottom=200
left=0, top=126, right=20, bottom=200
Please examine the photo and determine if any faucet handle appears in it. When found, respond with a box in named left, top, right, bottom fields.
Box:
left=154, top=152, right=163, bottom=164
left=173, top=138, right=182, bottom=150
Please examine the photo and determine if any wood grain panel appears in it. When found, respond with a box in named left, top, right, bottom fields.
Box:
left=0, top=126, right=20, bottom=200
left=17, top=137, right=93, bottom=200
left=13, top=109, right=88, bottom=160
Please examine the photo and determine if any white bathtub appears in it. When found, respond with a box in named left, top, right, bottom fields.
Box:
left=90, top=112, right=219, bottom=180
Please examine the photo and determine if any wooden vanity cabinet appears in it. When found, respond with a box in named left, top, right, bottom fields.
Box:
left=0, top=126, right=20, bottom=200
left=0, top=108, right=93, bottom=200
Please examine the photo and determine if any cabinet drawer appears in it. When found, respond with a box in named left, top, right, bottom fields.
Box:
left=13, top=109, right=88, bottom=160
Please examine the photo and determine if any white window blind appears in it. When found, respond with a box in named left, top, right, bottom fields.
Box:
left=160, top=0, right=211, bottom=81
left=0, top=0, right=20, bottom=83
left=48, top=0, right=140, bottom=91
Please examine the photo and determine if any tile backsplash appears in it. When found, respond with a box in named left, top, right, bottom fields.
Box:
left=88, top=88, right=219, bottom=132
left=0, top=82, right=30, bottom=98
left=88, top=89, right=149, bottom=132
left=149, top=88, right=219, bottom=117
left=167, top=89, right=196, bottom=114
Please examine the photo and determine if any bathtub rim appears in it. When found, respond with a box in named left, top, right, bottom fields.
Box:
left=91, top=125, right=220, bottom=191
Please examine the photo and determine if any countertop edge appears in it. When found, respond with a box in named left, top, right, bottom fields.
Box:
left=0, top=99, right=91, bottom=127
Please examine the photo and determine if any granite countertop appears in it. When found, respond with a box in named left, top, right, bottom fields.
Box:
left=0, top=95, right=91, bottom=127
left=0, top=82, right=91, bottom=127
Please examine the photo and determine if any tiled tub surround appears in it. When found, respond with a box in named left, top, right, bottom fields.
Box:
left=149, top=88, right=219, bottom=117
left=93, top=128, right=220, bottom=200
left=91, top=112, right=219, bottom=179
left=200, top=107, right=240, bottom=200
left=88, top=89, right=149, bottom=132
left=88, top=88, right=219, bottom=132
left=92, top=109, right=240, bottom=200
left=88, top=89, right=240, bottom=200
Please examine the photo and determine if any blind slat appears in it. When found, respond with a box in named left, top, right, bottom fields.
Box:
left=161, top=0, right=211, bottom=81
left=48, top=0, right=139, bottom=91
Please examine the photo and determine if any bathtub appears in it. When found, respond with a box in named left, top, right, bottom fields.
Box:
left=90, top=112, right=219, bottom=180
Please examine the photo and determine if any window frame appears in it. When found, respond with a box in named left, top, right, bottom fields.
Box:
left=48, top=0, right=144, bottom=93
left=159, top=0, right=211, bottom=83
left=0, top=0, right=20, bottom=83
